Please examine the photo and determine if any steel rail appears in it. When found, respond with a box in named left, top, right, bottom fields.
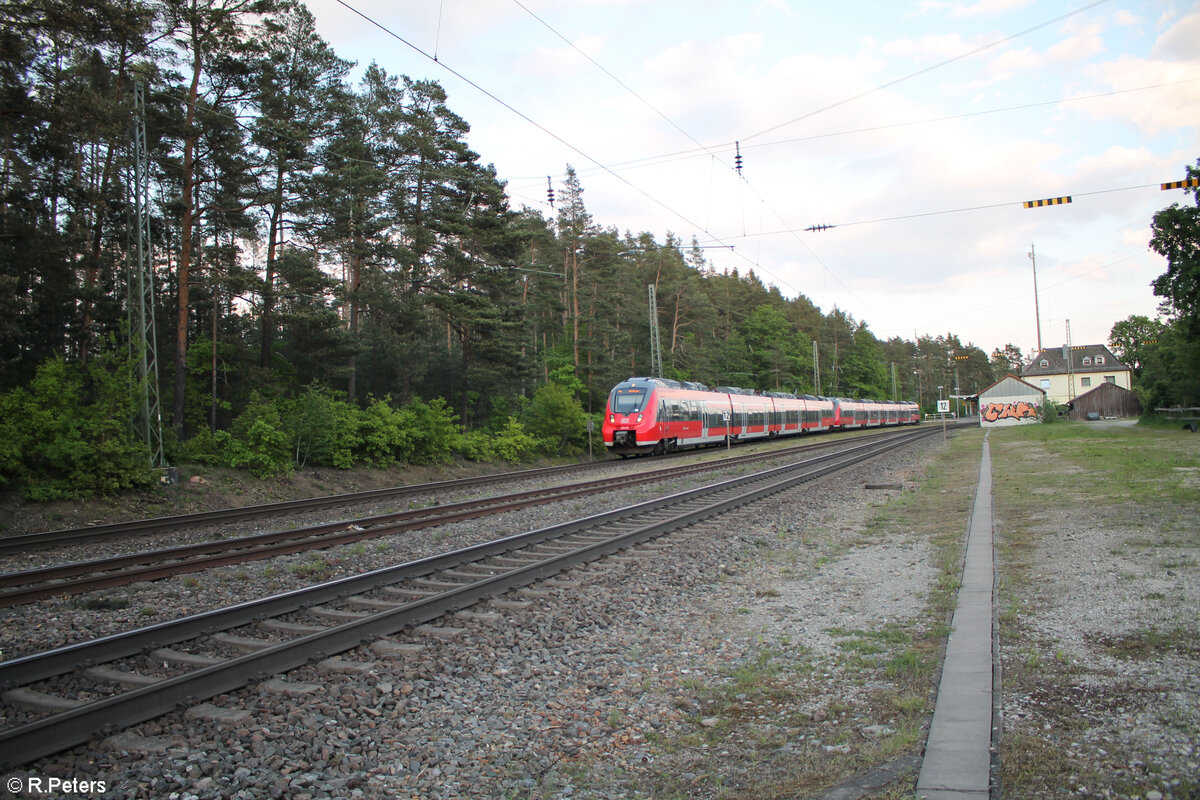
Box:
left=0, top=429, right=922, bottom=606
left=0, top=426, right=939, bottom=769
left=0, top=424, right=935, bottom=557
left=0, top=460, right=620, bottom=555
left=1, top=431, right=919, bottom=687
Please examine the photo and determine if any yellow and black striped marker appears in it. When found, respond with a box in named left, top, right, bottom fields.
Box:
left=1023, top=196, right=1072, bottom=208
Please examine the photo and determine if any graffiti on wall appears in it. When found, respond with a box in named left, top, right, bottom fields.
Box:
left=981, top=401, right=1040, bottom=424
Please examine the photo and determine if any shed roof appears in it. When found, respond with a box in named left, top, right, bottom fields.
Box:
left=977, top=374, right=1046, bottom=399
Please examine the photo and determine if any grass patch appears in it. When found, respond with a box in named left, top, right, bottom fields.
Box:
left=74, top=593, right=129, bottom=611
left=287, top=553, right=334, bottom=580
left=991, top=422, right=1200, bottom=796
left=1098, top=626, right=1199, bottom=660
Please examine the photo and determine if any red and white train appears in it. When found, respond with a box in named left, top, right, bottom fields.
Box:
left=602, top=377, right=920, bottom=456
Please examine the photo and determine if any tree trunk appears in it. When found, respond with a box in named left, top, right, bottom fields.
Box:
left=174, top=35, right=203, bottom=439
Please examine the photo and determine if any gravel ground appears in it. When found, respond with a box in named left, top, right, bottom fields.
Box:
left=993, top=426, right=1200, bottom=800
left=2, top=427, right=1195, bottom=799
left=3, top=437, right=943, bottom=799
left=0, top=443, right=840, bottom=660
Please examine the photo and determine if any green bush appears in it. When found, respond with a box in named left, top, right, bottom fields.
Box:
left=0, top=356, right=153, bottom=499
left=356, top=397, right=406, bottom=467
left=525, top=382, right=587, bottom=455
left=286, top=384, right=361, bottom=469
left=394, top=397, right=459, bottom=465
left=180, top=427, right=224, bottom=466
left=491, top=417, right=541, bottom=463
left=457, top=429, right=496, bottom=462
left=221, top=394, right=293, bottom=478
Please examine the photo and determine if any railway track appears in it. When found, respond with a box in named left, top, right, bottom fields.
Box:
left=0, top=428, right=930, bottom=607
left=0, top=425, right=941, bottom=769
left=0, top=424, right=940, bottom=558
left=0, top=459, right=620, bottom=556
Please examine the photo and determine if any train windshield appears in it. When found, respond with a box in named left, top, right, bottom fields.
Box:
left=610, top=385, right=649, bottom=414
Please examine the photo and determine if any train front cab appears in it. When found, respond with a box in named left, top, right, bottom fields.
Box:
left=603, top=379, right=661, bottom=455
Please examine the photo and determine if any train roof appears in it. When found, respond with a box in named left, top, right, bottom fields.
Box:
left=615, top=378, right=916, bottom=405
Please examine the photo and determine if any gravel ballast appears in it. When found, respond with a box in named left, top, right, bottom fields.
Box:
left=2, top=426, right=1196, bottom=799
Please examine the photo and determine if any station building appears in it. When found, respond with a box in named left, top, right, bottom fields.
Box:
left=1019, top=344, right=1132, bottom=406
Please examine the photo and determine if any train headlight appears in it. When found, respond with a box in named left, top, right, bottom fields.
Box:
left=609, top=414, right=614, bottom=423
left=636, top=413, right=643, bottom=423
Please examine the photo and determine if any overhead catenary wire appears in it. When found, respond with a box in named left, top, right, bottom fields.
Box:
left=330, top=0, right=764, bottom=276
left=493, top=0, right=1135, bottom=332
left=318, top=0, right=1164, bottom=351
left=502, top=77, right=1199, bottom=188
left=737, top=0, right=1113, bottom=144
left=898, top=250, right=1150, bottom=339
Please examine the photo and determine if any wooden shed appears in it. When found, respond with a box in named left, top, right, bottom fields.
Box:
left=1067, top=381, right=1142, bottom=420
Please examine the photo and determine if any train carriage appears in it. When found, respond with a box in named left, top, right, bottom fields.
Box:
left=603, top=377, right=918, bottom=457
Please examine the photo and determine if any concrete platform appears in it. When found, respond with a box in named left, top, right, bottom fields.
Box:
left=916, top=435, right=997, bottom=799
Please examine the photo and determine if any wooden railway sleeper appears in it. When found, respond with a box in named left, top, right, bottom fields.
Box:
left=440, top=567, right=500, bottom=580
left=487, top=555, right=542, bottom=567
left=83, top=666, right=160, bottom=689
left=344, top=597, right=405, bottom=611
left=305, top=606, right=368, bottom=622
left=378, top=586, right=436, bottom=600
left=152, top=649, right=222, bottom=668
left=258, top=619, right=326, bottom=636
left=4, top=687, right=83, bottom=713
left=410, top=577, right=469, bottom=591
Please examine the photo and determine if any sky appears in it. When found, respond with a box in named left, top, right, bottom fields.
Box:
left=303, top=0, right=1200, bottom=359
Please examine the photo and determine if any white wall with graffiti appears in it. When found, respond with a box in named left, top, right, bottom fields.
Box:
left=976, top=375, right=1047, bottom=428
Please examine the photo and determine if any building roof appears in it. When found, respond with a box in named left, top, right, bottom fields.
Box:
left=976, top=374, right=1046, bottom=399
left=1021, top=344, right=1129, bottom=377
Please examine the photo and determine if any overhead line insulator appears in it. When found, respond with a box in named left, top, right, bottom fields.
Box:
left=546, top=176, right=555, bottom=207
left=734, top=141, right=743, bottom=174
left=804, top=223, right=835, bottom=232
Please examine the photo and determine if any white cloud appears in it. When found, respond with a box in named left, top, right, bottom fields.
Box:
left=946, top=0, right=1037, bottom=18
left=1152, top=11, right=1200, bottom=59
left=1046, top=22, right=1105, bottom=64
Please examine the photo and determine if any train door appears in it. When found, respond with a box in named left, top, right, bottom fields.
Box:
left=680, top=399, right=703, bottom=444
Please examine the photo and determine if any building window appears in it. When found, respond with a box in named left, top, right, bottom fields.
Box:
left=1081, top=356, right=1092, bottom=365
left=1105, top=376, right=1115, bottom=384
left=1096, top=356, right=1105, bottom=365
left=1039, top=359, right=1048, bottom=368
left=1040, top=379, right=1050, bottom=389
left=1081, top=377, right=1091, bottom=388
